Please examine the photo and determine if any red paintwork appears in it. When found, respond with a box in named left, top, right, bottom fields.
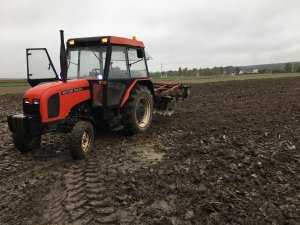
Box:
left=154, top=84, right=168, bottom=92
left=110, top=36, right=144, bottom=48
left=120, top=80, right=138, bottom=107
left=23, top=80, right=90, bottom=123
left=153, top=83, right=182, bottom=97
left=92, top=83, right=103, bottom=103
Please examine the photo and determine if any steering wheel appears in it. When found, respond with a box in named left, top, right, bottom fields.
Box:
left=89, top=68, right=101, bottom=76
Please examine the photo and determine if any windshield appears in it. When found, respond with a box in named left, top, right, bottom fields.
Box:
left=67, top=46, right=107, bottom=80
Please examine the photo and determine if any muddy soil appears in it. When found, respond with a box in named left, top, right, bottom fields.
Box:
left=0, top=77, right=299, bottom=225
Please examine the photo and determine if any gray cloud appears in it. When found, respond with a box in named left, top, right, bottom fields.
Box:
left=1, top=0, right=300, bottom=77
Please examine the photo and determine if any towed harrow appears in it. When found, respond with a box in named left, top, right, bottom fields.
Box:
left=154, top=82, right=191, bottom=115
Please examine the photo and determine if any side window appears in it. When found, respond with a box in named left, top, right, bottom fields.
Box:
left=128, top=48, right=147, bottom=78
left=108, top=46, right=129, bottom=79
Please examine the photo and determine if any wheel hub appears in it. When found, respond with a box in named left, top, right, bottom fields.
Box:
left=137, top=103, right=146, bottom=118
left=136, top=97, right=151, bottom=128
left=81, top=131, right=90, bottom=152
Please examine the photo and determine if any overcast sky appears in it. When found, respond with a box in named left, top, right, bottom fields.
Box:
left=1, top=0, right=300, bottom=78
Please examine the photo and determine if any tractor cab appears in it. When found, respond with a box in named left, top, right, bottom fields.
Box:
left=66, top=36, right=147, bottom=81
left=66, top=36, right=150, bottom=107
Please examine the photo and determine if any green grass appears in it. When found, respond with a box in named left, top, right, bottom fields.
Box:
left=0, top=73, right=299, bottom=87
left=152, top=73, right=300, bottom=83
left=0, top=82, right=30, bottom=87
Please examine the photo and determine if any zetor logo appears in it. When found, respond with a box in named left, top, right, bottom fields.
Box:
left=61, top=87, right=85, bottom=95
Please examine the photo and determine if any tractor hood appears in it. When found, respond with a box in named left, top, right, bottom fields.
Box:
left=23, top=79, right=91, bottom=123
left=23, top=80, right=90, bottom=100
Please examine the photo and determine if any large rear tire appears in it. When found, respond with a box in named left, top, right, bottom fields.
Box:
left=70, top=120, right=94, bottom=160
left=12, top=133, right=41, bottom=153
left=122, top=85, right=153, bottom=136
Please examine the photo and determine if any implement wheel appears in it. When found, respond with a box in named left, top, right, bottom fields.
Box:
left=70, top=120, right=94, bottom=160
left=122, top=85, right=153, bottom=136
left=12, top=133, right=41, bottom=153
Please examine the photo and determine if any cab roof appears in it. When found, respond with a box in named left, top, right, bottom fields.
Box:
left=66, top=36, right=144, bottom=48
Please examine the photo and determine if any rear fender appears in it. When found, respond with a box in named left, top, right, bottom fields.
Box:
left=136, top=80, right=154, bottom=97
left=120, top=79, right=154, bottom=107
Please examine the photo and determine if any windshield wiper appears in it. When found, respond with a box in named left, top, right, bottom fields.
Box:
left=89, top=47, right=101, bottom=61
left=67, top=60, right=78, bottom=69
left=129, top=58, right=143, bottom=67
left=68, top=61, right=78, bottom=65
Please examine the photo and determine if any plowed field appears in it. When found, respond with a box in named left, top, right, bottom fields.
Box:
left=0, top=77, right=299, bottom=224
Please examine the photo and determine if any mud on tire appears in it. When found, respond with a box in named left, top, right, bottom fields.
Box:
left=70, top=120, right=94, bottom=160
left=122, top=85, right=153, bottom=136
left=12, top=133, right=41, bottom=153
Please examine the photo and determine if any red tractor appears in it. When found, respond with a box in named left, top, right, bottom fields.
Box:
left=7, top=31, right=190, bottom=159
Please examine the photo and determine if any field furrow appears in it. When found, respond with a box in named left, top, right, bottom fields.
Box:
left=0, top=77, right=299, bottom=224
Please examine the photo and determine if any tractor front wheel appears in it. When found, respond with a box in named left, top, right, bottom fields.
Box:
left=70, top=120, right=94, bottom=160
left=122, top=85, right=153, bottom=136
left=12, top=133, right=41, bottom=153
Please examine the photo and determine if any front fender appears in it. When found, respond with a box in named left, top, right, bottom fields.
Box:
left=24, top=80, right=91, bottom=123
left=40, top=80, right=90, bottom=122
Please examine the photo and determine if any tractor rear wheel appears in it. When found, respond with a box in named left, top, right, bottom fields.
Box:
left=122, top=85, right=153, bottom=136
left=70, top=120, right=94, bottom=160
left=12, top=133, right=41, bottom=153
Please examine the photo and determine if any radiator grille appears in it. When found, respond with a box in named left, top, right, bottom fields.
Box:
left=23, top=104, right=40, bottom=116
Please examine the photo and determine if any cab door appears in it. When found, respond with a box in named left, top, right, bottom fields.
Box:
left=106, top=46, right=130, bottom=106
left=26, top=48, right=59, bottom=87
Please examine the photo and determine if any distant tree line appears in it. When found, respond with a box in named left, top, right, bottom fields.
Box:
left=150, top=62, right=300, bottom=77
left=256, top=62, right=300, bottom=74
left=151, top=66, right=230, bottom=77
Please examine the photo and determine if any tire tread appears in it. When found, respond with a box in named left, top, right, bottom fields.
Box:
left=122, top=85, right=153, bottom=136
left=70, top=120, right=94, bottom=160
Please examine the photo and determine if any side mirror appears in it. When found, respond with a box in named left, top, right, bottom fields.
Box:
left=137, top=49, right=143, bottom=58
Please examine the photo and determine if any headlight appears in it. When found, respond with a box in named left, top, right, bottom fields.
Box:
left=24, top=98, right=30, bottom=104
left=33, top=99, right=40, bottom=105
left=68, top=39, right=75, bottom=45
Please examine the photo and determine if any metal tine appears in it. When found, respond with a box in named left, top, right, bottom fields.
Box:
left=153, top=110, right=174, bottom=116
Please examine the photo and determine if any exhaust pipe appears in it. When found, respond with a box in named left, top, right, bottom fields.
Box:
left=60, top=30, right=68, bottom=82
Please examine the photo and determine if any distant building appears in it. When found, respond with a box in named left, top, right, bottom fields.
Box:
left=243, top=68, right=259, bottom=74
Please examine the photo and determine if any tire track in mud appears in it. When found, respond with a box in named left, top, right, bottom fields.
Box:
left=0, top=123, right=9, bottom=144
left=40, top=178, right=68, bottom=225
left=0, top=122, right=40, bottom=182
left=0, top=119, right=70, bottom=225
left=0, top=158, right=67, bottom=225
left=0, top=169, right=64, bottom=225
left=64, top=156, right=118, bottom=224
left=0, top=122, right=34, bottom=188
left=0, top=115, right=118, bottom=224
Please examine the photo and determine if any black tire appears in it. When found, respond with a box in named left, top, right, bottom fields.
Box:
left=70, top=120, right=94, bottom=160
left=12, top=133, right=41, bottom=153
left=122, top=85, right=153, bottom=136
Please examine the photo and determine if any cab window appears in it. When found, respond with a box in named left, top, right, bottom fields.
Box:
left=128, top=48, right=147, bottom=78
left=108, top=46, right=129, bottom=79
